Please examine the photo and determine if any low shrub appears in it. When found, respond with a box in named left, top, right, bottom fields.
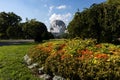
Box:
left=28, top=46, right=50, bottom=67
left=27, top=39, right=120, bottom=80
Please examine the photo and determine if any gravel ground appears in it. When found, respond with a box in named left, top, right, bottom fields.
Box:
left=0, top=39, right=34, bottom=46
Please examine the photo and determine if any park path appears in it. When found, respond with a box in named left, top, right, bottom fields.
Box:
left=0, top=40, right=34, bottom=46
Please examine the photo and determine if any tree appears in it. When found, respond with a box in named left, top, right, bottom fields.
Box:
left=6, top=25, right=23, bottom=39
left=23, top=19, right=48, bottom=42
left=67, top=2, right=120, bottom=44
left=67, top=11, right=82, bottom=38
left=0, top=12, right=21, bottom=39
left=107, top=0, right=120, bottom=5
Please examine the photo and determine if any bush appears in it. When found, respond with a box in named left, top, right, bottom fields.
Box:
left=28, top=46, right=50, bottom=67
left=27, top=39, right=120, bottom=80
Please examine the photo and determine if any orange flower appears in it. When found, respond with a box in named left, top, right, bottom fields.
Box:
left=56, top=50, right=65, bottom=55
left=47, top=42, right=53, bottom=47
left=95, top=54, right=108, bottom=59
left=36, top=44, right=53, bottom=53
left=81, top=49, right=93, bottom=55
left=61, top=54, right=71, bottom=60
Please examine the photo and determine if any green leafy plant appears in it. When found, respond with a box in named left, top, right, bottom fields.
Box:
left=28, top=39, right=120, bottom=79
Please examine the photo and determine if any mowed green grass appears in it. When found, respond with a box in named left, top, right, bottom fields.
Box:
left=0, top=43, right=41, bottom=80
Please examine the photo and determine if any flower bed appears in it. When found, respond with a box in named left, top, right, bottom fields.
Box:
left=26, top=39, right=120, bottom=80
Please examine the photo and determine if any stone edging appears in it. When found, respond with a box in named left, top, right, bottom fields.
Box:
left=24, top=54, right=66, bottom=80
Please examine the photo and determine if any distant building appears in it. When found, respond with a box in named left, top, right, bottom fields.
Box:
left=50, top=20, right=66, bottom=38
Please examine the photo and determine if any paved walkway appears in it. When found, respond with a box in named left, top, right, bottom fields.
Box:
left=0, top=40, right=34, bottom=46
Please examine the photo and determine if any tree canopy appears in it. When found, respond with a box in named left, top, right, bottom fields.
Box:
left=68, top=2, right=120, bottom=43
left=0, top=12, right=21, bottom=38
left=107, top=0, right=120, bottom=5
left=0, top=12, right=54, bottom=41
left=23, top=19, right=49, bottom=42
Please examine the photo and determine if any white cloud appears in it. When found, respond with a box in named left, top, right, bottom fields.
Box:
left=48, top=5, right=67, bottom=15
left=49, top=13, right=72, bottom=24
left=56, top=5, right=66, bottom=9
left=49, top=6, right=54, bottom=14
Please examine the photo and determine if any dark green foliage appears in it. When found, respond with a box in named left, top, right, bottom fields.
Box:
left=0, top=12, right=22, bottom=39
left=22, top=19, right=48, bottom=42
left=6, top=25, right=23, bottom=39
left=0, top=12, right=52, bottom=41
left=45, top=32, right=54, bottom=39
left=68, top=3, right=120, bottom=44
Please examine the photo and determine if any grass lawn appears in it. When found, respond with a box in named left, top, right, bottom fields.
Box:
left=0, top=43, right=41, bottom=80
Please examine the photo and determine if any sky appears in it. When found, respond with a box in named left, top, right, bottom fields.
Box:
left=0, top=0, right=106, bottom=30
